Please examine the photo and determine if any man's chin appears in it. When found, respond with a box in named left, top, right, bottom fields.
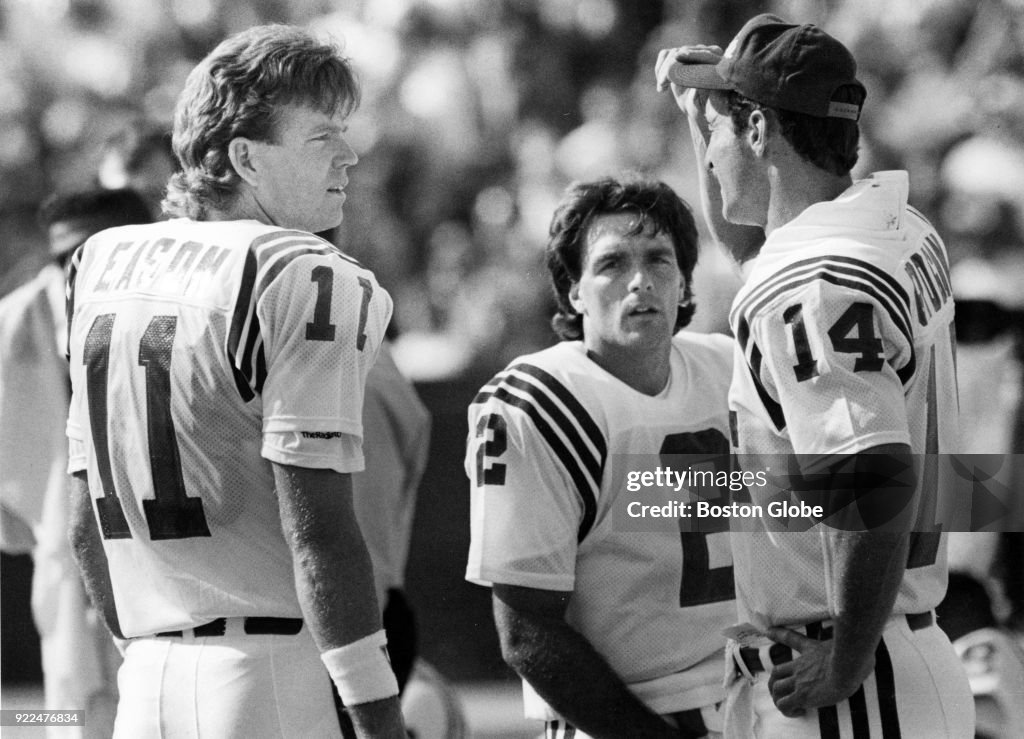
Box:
left=619, top=323, right=673, bottom=347
left=308, top=214, right=344, bottom=236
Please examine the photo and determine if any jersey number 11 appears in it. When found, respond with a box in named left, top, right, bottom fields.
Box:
left=83, top=313, right=211, bottom=541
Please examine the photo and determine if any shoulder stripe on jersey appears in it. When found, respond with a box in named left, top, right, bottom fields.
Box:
left=737, top=255, right=911, bottom=322
left=227, top=231, right=347, bottom=401
left=257, top=230, right=363, bottom=267
left=906, top=204, right=940, bottom=238
left=736, top=257, right=912, bottom=344
left=501, top=373, right=602, bottom=484
left=227, top=247, right=259, bottom=401
left=474, top=363, right=604, bottom=542
left=747, top=343, right=786, bottom=432
left=874, top=636, right=901, bottom=738
left=65, top=244, right=84, bottom=360
left=254, top=341, right=267, bottom=394
left=764, top=271, right=914, bottom=381
left=735, top=262, right=917, bottom=386
left=478, top=386, right=599, bottom=542
left=513, top=364, right=607, bottom=460
left=734, top=318, right=786, bottom=432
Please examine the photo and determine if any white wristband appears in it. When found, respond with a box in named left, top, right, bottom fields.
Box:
left=320, top=629, right=399, bottom=706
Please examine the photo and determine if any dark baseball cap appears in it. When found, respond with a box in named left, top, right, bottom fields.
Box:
left=668, top=14, right=865, bottom=120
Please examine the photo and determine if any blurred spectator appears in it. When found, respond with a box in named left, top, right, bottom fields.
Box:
left=0, top=187, right=152, bottom=738
left=40, top=188, right=154, bottom=269
left=2, top=2, right=1024, bottom=714
left=3, top=2, right=1024, bottom=384
left=95, top=119, right=177, bottom=217
left=937, top=126, right=1024, bottom=667
left=349, top=341, right=470, bottom=736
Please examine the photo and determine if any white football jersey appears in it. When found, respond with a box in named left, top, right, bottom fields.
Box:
left=466, top=333, right=737, bottom=717
left=728, top=171, right=957, bottom=629
left=66, top=218, right=391, bottom=638
left=352, top=342, right=431, bottom=604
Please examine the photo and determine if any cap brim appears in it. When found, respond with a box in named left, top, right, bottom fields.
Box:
left=666, top=60, right=732, bottom=91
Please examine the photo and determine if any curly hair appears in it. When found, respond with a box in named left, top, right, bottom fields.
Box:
left=163, top=25, right=360, bottom=220
left=545, top=176, right=700, bottom=341
left=725, top=84, right=865, bottom=176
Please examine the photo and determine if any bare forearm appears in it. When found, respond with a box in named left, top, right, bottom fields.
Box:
left=273, top=463, right=405, bottom=738
left=824, top=445, right=914, bottom=685
left=67, top=473, right=123, bottom=639
left=830, top=531, right=908, bottom=684
left=289, top=526, right=382, bottom=649
left=767, top=447, right=917, bottom=712
left=495, top=601, right=677, bottom=738
left=274, top=463, right=382, bottom=647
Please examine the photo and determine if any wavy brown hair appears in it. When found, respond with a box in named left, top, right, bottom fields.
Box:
left=545, top=175, right=700, bottom=341
left=163, top=25, right=360, bottom=220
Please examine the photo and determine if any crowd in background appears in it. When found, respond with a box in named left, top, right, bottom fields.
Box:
left=1, top=5, right=1024, bottom=726
left=2, top=0, right=1022, bottom=381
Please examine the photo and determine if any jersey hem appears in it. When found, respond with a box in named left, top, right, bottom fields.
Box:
left=795, top=431, right=911, bottom=474
left=261, top=445, right=365, bottom=474
left=262, top=416, right=363, bottom=434
left=464, top=566, right=575, bottom=592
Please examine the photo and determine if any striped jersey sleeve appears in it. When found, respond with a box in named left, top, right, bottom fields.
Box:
left=733, top=255, right=915, bottom=460
left=227, top=230, right=362, bottom=400
left=64, top=243, right=88, bottom=468
left=64, top=243, right=85, bottom=361
left=228, top=229, right=392, bottom=442
left=465, top=361, right=606, bottom=590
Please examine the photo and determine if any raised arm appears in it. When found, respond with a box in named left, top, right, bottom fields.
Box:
left=272, top=462, right=405, bottom=739
left=492, top=583, right=681, bottom=739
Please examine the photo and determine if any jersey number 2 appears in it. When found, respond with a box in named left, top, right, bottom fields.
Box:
left=83, top=313, right=211, bottom=541
left=474, top=413, right=507, bottom=486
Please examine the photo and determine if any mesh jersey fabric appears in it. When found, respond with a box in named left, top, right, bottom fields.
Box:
left=65, top=218, right=391, bottom=637
left=466, top=332, right=737, bottom=716
left=727, top=171, right=956, bottom=629
left=352, top=341, right=431, bottom=602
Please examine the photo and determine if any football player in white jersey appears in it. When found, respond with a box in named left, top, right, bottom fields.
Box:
left=66, top=25, right=405, bottom=738
left=656, top=13, right=974, bottom=738
left=351, top=343, right=470, bottom=739
left=1, top=188, right=153, bottom=739
left=466, top=175, right=737, bottom=738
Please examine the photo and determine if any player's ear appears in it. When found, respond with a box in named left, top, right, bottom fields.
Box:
left=568, top=281, right=585, bottom=314
left=748, top=109, right=768, bottom=157
left=228, top=138, right=260, bottom=186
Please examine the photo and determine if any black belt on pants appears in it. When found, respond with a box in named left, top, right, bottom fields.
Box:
left=545, top=707, right=708, bottom=739
left=737, top=611, right=934, bottom=675
left=156, top=617, right=303, bottom=638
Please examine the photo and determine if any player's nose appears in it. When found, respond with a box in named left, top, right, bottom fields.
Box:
left=628, top=265, right=654, bottom=292
left=334, top=138, right=357, bottom=168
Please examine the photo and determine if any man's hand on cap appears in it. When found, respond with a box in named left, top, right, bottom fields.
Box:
left=655, top=46, right=723, bottom=124
left=654, top=45, right=723, bottom=91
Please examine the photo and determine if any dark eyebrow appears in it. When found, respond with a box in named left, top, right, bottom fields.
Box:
left=590, top=247, right=624, bottom=265
left=646, top=241, right=676, bottom=254
left=309, top=120, right=343, bottom=136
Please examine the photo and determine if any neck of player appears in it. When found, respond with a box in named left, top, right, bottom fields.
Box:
left=585, top=334, right=672, bottom=396
left=763, top=148, right=853, bottom=237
